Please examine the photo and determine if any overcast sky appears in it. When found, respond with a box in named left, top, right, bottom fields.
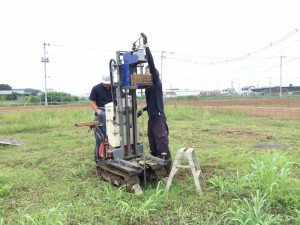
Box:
left=1, top=0, right=300, bottom=96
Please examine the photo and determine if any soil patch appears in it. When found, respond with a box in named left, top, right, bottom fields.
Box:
left=216, top=129, right=265, bottom=138
left=254, top=142, right=291, bottom=150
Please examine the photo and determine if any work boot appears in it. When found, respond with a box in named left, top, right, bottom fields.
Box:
left=164, top=158, right=173, bottom=175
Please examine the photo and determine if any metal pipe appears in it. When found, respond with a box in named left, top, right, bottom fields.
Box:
left=125, top=89, right=131, bottom=156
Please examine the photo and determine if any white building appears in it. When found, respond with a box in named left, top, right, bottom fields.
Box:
left=163, top=88, right=201, bottom=98
left=0, top=90, right=25, bottom=95
left=221, top=88, right=235, bottom=95
left=240, top=85, right=255, bottom=95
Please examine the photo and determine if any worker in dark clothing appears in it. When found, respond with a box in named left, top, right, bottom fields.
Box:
left=89, top=75, right=114, bottom=164
left=138, top=33, right=172, bottom=173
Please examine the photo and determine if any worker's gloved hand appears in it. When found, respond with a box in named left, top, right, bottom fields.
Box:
left=141, top=33, right=147, bottom=45
left=137, top=109, right=142, bottom=118
left=132, top=43, right=137, bottom=52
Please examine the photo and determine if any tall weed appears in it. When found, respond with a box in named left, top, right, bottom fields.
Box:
left=209, top=153, right=300, bottom=223
left=15, top=203, right=72, bottom=225
left=117, top=181, right=165, bottom=224
left=248, top=153, right=300, bottom=208
left=223, top=190, right=282, bottom=224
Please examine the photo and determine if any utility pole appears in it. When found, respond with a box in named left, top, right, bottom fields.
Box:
left=269, top=77, right=272, bottom=94
left=160, top=50, right=174, bottom=85
left=279, top=55, right=286, bottom=98
left=161, top=49, right=166, bottom=82
left=41, top=43, right=50, bottom=106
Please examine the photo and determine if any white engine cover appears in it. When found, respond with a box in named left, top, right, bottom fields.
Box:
left=105, top=102, right=135, bottom=147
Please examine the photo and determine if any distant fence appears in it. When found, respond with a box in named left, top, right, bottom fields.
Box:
left=0, top=100, right=89, bottom=107
left=201, top=106, right=300, bottom=120
left=1, top=96, right=300, bottom=119
left=164, top=96, right=300, bottom=107
left=165, top=97, right=300, bottom=120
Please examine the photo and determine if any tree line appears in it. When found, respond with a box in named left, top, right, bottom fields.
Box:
left=0, top=84, right=86, bottom=104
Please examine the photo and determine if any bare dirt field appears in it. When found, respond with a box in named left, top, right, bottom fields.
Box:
left=1, top=98, right=300, bottom=119
left=165, top=98, right=300, bottom=120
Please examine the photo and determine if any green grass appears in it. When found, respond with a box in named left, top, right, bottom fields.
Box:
left=1, top=105, right=300, bottom=224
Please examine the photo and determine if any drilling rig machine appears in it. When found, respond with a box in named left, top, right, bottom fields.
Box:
left=76, top=35, right=168, bottom=194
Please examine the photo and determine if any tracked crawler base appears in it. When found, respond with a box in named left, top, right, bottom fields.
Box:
left=95, top=157, right=168, bottom=194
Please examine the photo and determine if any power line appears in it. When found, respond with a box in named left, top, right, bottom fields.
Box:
left=161, top=55, right=299, bottom=84
left=165, top=28, right=300, bottom=65
left=223, top=57, right=298, bottom=81
left=207, top=28, right=300, bottom=64
left=52, top=43, right=115, bottom=52
left=203, top=38, right=300, bottom=76
left=50, top=30, right=300, bottom=89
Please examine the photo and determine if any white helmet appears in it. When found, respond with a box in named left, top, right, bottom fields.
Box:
left=101, top=75, right=111, bottom=84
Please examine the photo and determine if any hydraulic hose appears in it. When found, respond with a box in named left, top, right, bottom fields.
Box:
left=109, top=59, right=117, bottom=122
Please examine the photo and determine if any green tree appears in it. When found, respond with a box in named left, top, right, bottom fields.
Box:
left=0, top=84, right=12, bottom=90
left=6, top=93, right=17, bottom=100
left=37, top=92, right=83, bottom=105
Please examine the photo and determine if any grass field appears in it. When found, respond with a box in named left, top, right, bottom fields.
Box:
left=1, top=105, right=300, bottom=224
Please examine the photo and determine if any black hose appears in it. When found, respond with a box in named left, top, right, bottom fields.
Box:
left=109, top=59, right=117, bottom=122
